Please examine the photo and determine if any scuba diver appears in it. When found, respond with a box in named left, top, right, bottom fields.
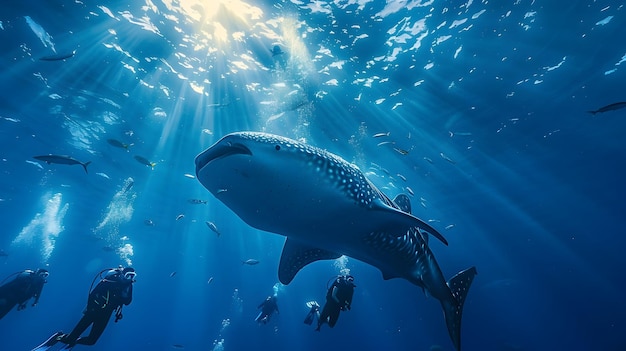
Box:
left=270, top=45, right=283, bottom=57
left=255, top=295, right=279, bottom=325
left=303, top=301, right=320, bottom=326
left=269, top=44, right=287, bottom=70
left=32, top=266, right=136, bottom=350
left=316, top=275, right=356, bottom=331
left=0, top=268, right=49, bottom=319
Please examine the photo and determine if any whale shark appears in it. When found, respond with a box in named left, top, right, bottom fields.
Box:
left=195, top=132, right=477, bottom=350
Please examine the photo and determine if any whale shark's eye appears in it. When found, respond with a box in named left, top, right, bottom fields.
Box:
left=275, top=145, right=281, bottom=151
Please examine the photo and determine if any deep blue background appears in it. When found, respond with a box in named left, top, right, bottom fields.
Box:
left=1, top=1, right=624, bottom=350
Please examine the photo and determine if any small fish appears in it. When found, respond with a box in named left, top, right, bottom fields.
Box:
left=124, top=179, right=134, bottom=193
left=144, top=219, right=154, bottom=226
left=440, top=153, right=456, bottom=164
left=175, top=214, right=184, bottom=221
left=33, top=155, right=91, bottom=173
left=207, top=277, right=214, bottom=284
left=587, top=101, right=626, bottom=115
left=134, top=155, right=156, bottom=169
left=242, top=259, right=260, bottom=265
left=183, top=173, right=195, bottom=179
left=216, top=189, right=228, bottom=194
left=107, top=138, right=132, bottom=150
left=0, top=249, right=8, bottom=257
left=377, top=141, right=394, bottom=147
left=405, top=187, right=415, bottom=196
left=172, top=345, right=184, bottom=349
left=188, top=199, right=207, bottom=205
left=206, top=221, right=221, bottom=236
left=39, top=50, right=76, bottom=61
left=445, top=224, right=455, bottom=230
left=423, top=157, right=433, bottom=164
left=96, top=172, right=110, bottom=179
left=170, top=271, right=177, bottom=277
left=396, top=173, right=407, bottom=182
left=26, top=160, right=43, bottom=169
left=393, top=147, right=409, bottom=155
left=373, top=132, right=390, bottom=138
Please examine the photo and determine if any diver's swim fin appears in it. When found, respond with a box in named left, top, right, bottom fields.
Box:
left=304, top=313, right=313, bottom=325
left=31, top=331, right=64, bottom=351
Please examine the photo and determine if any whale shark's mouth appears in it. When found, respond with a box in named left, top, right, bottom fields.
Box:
left=195, top=142, right=252, bottom=171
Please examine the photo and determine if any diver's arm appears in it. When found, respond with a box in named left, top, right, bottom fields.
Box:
left=31, top=281, right=45, bottom=306
left=331, top=286, right=340, bottom=303
left=121, top=283, right=133, bottom=305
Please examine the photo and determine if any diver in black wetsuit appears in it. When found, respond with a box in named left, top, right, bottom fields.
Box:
left=316, top=275, right=355, bottom=331
left=0, top=268, right=49, bottom=319
left=255, top=295, right=279, bottom=324
left=53, top=266, right=135, bottom=348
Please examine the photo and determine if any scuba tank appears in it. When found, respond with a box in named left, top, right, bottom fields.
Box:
left=0, top=270, right=35, bottom=285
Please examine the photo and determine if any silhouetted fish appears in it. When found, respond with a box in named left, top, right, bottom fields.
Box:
left=107, top=138, right=131, bottom=150
left=33, top=155, right=91, bottom=173
left=134, top=155, right=156, bottom=169
left=587, top=101, right=626, bottom=115
left=39, top=50, right=76, bottom=61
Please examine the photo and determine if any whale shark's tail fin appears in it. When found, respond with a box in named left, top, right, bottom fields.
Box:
left=441, top=266, right=478, bottom=351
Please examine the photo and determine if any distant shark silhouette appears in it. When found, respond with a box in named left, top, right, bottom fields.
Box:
left=195, top=132, right=476, bottom=350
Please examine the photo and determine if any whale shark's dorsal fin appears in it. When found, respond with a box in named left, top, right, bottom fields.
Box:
left=278, top=238, right=341, bottom=285
left=392, top=194, right=412, bottom=214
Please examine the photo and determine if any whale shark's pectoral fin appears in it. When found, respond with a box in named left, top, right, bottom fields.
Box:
left=278, top=238, right=341, bottom=285
left=381, top=270, right=401, bottom=280
left=392, top=194, right=435, bottom=246
left=373, top=197, right=448, bottom=246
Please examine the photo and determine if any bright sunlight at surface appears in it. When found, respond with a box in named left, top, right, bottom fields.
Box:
left=0, top=0, right=625, bottom=351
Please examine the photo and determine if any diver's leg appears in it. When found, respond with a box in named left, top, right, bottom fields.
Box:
left=316, top=303, right=332, bottom=330
left=327, top=307, right=341, bottom=328
left=61, top=313, right=93, bottom=344
left=0, top=300, right=16, bottom=319
left=75, top=311, right=112, bottom=345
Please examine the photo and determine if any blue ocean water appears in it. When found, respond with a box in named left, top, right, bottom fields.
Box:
left=1, top=1, right=624, bottom=350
